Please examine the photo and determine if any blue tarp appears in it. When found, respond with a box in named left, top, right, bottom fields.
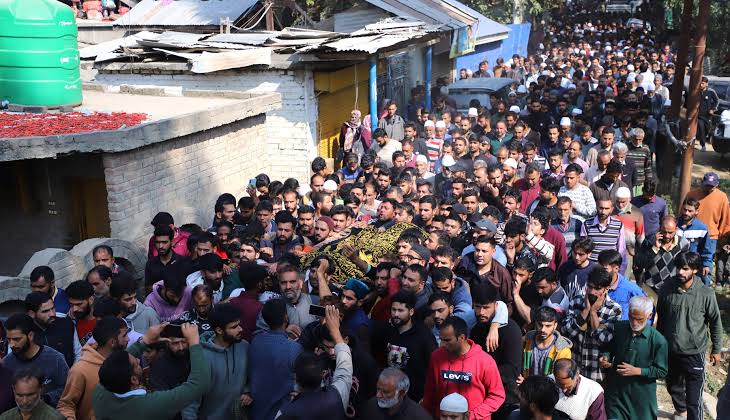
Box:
left=455, top=23, right=531, bottom=74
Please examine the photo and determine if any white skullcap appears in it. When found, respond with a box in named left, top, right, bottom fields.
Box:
left=441, top=155, right=456, bottom=167
left=517, top=85, right=528, bottom=94
left=574, top=48, right=580, bottom=54
left=541, top=70, right=551, bottom=76
left=560, top=117, right=571, bottom=126
left=323, top=180, right=338, bottom=192
left=605, top=45, right=612, bottom=52
left=424, top=120, right=435, bottom=128
left=572, top=108, right=583, bottom=115
left=466, top=69, right=473, bottom=75
left=468, top=107, right=478, bottom=117
left=626, top=73, right=636, bottom=83
left=435, top=120, right=446, bottom=129
left=416, top=154, right=428, bottom=163
left=504, top=158, right=518, bottom=169
left=646, top=84, right=655, bottom=92
left=664, top=98, right=672, bottom=107
left=616, top=187, right=632, bottom=199
left=440, top=393, right=469, bottom=413
left=616, top=51, right=624, bottom=57
left=627, top=64, right=635, bottom=72
left=509, top=105, right=521, bottom=113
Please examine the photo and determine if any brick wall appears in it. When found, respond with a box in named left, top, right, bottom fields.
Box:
left=103, top=115, right=269, bottom=246
left=96, top=69, right=318, bottom=183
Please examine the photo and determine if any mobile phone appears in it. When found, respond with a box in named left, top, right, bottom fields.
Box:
left=249, top=178, right=257, bottom=188
left=308, top=304, right=326, bottom=317
left=162, top=324, right=184, bottom=338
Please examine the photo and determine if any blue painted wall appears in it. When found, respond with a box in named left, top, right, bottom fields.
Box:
left=455, top=23, right=531, bottom=75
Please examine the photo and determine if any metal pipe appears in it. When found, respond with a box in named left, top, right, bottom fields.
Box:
left=369, top=55, right=378, bottom=129
left=425, top=46, right=433, bottom=111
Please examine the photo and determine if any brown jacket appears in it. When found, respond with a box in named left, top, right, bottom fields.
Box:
left=57, top=343, right=106, bottom=420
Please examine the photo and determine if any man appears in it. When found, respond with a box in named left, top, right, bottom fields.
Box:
left=469, top=283, right=522, bottom=419
left=678, top=197, right=715, bottom=285
left=109, top=275, right=159, bottom=334
left=561, top=267, right=622, bottom=382
left=30, top=266, right=70, bottom=316
left=276, top=306, right=353, bottom=419
left=589, top=161, right=629, bottom=203
left=144, top=269, right=192, bottom=323
left=249, top=299, right=303, bottom=420
left=382, top=291, right=437, bottom=401
left=0, top=368, right=64, bottom=420
left=657, top=251, right=723, bottom=420
left=527, top=177, right=561, bottom=222
left=564, top=140, right=589, bottom=174
left=145, top=225, right=183, bottom=292
left=474, top=60, right=493, bottom=78
left=85, top=266, right=112, bottom=300
left=297, top=205, right=316, bottom=242
left=533, top=267, right=569, bottom=315
left=367, top=262, right=401, bottom=322
left=688, top=172, right=730, bottom=280
left=147, top=212, right=190, bottom=259
left=228, top=262, right=266, bottom=341
left=58, top=317, right=129, bottom=420
left=147, top=327, right=194, bottom=418
left=65, top=280, right=97, bottom=346
left=558, top=237, right=598, bottom=300
left=515, top=163, right=542, bottom=214
left=511, top=375, right=561, bottom=420
left=630, top=179, right=667, bottom=239
left=600, top=250, right=646, bottom=320
left=614, top=187, right=645, bottom=262
left=185, top=253, right=225, bottom=303
left=272, top=211, right=303, bottom=262
left=422, top=317, right=505, bottom=419
left=92, top=246, right=129, bottom=279
left=378, top=102, right=405, bottom=142
left=634, top=215, right=690, bottom=291
left=360, top=368, right=431, bottom=420
left=207, top=194, right=237, bottom=234
left=3, top=314, right=68, bottom=407
left=192, top=304, right=250, bottom=420
left=372, top=129, right=403, bottom=169
left=92, top=323, right=211, bottom=420
left=600, top=296, right=668, bottom=420
left=275, top=264, right=318, bottom=332
left=625, top=128, right=653, bottom=195
left=520, top=307, right=572, bottom=381
left=551, top=197, right=583, bottom=255
left=697, top=76, right=719, bottom=151
left=438, top=393, right=470, bottom=420
left=25, top=292, right=79, bottom=369
left=581, top=198, right=627, bottom=273
left=176, top=284, right=214, bottom=335
left=558, top=164, right=596, bottom=222
left=552, top=358, right=606, bottom=420
left=374, top=199, right=398, bottom=230
left=431, top=267, right=475, bottom=328
left=458, top=236, right=514, bottom=310
left=399, top=264, right=432, bottom=316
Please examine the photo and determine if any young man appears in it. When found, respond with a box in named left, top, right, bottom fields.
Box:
left=144, top=268, right=192, bottom=323
left=558, top=164, right=596, bottom=222
left=677, top=197, right=715, bottom=285
left=58, top=317, right=129, bottom=420
left=600, top=250, right=646, bottom=320
left=512, top=375, right=561, bottom=420
left=192, top=304, right=250, bottom=420
left=520, top=307, right=572, bottom=381
left=551, top=197, right=583, bottom=255
left=561, top=267, right=622, bottom=382
left=458, top=236, right=514, bottom=311
left=532, top=267, right=569, bottom=315
left=600, top=296, right=668, bottom=420
left=25, top=292, right=79, bottom=369
left=657, top=251, right=723, bottom=420
left=110, top=275, right=159, bottom=334
left=65, top=280, right=97, bottom=346
left=581, top=198, right=627, bottom=273
left=92, top=323, right=211, bottom=420
left=145, top=225, right=184, bottom=292
left=3, top=314, right=69, bottom=407
left=422, top=316, right=505, bottom=419
left=147, top=212, right=190, bottom=258
left=558, top=237, right=598, bottom=300
left=29, top=266, right=70, bottom=316
left=0, top=368, right=64, bottom=420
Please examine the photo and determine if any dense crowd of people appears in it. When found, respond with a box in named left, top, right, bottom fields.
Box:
left=1, top=4, right=729, bottom=420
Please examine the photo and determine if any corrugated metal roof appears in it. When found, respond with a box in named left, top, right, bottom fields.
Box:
left=441, top=0, right=509, bottom=40
left=114, top=0, right=258, bottom=27
left=206, top=32, right=278, bottom=46
left=334, top=4, right=391, bottom=33
left=365, top=0, right=478, bottom=30
left=317, top=32, right=418, bottom=54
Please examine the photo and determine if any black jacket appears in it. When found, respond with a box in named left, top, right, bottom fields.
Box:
left=471, top=318, right=523, bottom=408
left=32, top=317, right=76, bottom=368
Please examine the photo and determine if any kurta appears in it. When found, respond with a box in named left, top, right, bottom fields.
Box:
left=602, top=321, right=669, bottom=420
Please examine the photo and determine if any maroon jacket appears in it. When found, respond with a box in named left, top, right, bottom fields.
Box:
left=228, top=291, right=263, bottom=342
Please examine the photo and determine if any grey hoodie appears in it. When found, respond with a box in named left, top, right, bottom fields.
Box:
left=125, top=301, right=160, bottom=334
left=191, top=331, right=249, bottom=420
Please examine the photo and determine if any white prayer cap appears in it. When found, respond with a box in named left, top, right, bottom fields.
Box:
left=517, top=85, right=528, bottom=94
left=560, top=117, right=571, bottom=127
left=424, top=120, right=435, bottom=128
left=616, top=187, right=632, bottom=199
left=627, top=64, right=635, bottom=72
left=441, top=155, right=456, bottom=167
left=509, top=105, right=521, bottom=113
left=435, top=120, right=446, bottom=129
left=626, top=73, right=636, bottom=83
left=572, top=108, right=583, bottom=115
left=646, top=84, right=655, bottom=92
left=468, top=107, right=478, bottom=117
left=664, top=98, right=672, bottom=107
left=440, top=393, right=468, bottom=413
left=504, top=158, right=518, bottom=169
left=323, top=180, right=338, bottom=192
left=416, top=154, right=428, bottom=164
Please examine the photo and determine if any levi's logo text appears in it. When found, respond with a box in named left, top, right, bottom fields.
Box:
left=441, top=370, right=472, bottom=383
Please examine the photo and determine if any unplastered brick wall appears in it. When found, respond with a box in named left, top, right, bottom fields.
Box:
left=96, top=69, right=318, bottom=183
left=103, top=115, right=268, bottom=246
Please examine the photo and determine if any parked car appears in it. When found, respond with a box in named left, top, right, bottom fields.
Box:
left=446, top=78, right=515, bottom=114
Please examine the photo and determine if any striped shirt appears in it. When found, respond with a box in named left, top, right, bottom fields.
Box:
left=558, top=185, right=597, bottom=222
left=551, top=217, right=583, bottom=255
left=581, top=216, right=628, bottom=273
left=425, top=137, right=444, bottom=171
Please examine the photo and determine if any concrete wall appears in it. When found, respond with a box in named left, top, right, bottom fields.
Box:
left=95, top=69, right=318, bottom=184
left=102, top=115, right=270, bottom=247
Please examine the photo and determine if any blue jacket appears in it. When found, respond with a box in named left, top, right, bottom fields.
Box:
left=678, top=216, right=715, bottom=269
left=608, top=275, right=648, bottom=320
left=248, top=330, right=303, bottom=420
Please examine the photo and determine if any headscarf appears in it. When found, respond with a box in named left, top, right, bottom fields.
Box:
left=343, top=110, right=362, bottom=152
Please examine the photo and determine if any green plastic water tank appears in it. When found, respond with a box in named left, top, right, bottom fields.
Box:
left=0, top=0, right=82, bottom=107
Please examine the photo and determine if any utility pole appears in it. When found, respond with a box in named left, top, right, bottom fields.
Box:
left=265, top=0, right=275, bottom=31
left=668, top=0, right=692, bottom=120
left=678, top=0, right=711, bottom=210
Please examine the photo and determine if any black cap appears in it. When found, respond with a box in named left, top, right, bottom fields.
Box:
left=151, top=212, right=174, bottom=227
left=451, top=203, right=468, bottom=215
left=198, top=253, right=224, bottom=272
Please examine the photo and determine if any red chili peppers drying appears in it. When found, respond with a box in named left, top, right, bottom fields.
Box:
left=0, top=112, right=148, bottom=138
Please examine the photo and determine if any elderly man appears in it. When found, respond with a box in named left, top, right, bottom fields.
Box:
left=614, top=187, right=645, bottom=261
left=552, top=358, right=606, bottom=420
left=360, top=368, right=431, bottom=420
left=600, top=296, right=668, bottom=420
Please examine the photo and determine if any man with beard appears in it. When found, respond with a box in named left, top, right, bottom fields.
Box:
left=1, top=369, right=63, bottom=420
left=297, top=205, right=316, bottom=243
left=3, top=314, right=68, bottom=407
left=585, top=128, right=616, bottom=169
left=373, top=198, right=397, bottom=230
left=58, top=317, right=129, bottom=420
left=25, top=292, right=79, bottom=368
left=30, top=266, right=70, bottom=317
left=459, top=236, right=513, bottom=311
left=600, top=296, right=668, bottom=420
left=176, top=285, right=214, bottom=335
left=381, top=291, right=437, bottom=402
left=519, top=307, right=572, bottom=382
left=469, top=283, right=522, bottom=420
left=428, top=292, right=454, bottom=344
left=185, top=253, right=225, bottom=303
left=525, top=97, right=553, bottom=139
left=581, top=198, right=627, bottom=273
left=361, top=368, right=431, bottom=420
left=527, top=177, right=561, bottom=222
left=65, top=280, right=97, bottom=346
left=634, top=215, right=690, bottom=291
left=657, top=251, right=723, bottom=420
left=339, top=278, right=371, bottom=345
left=422, top=316, right=505, bottom=419
left=144, top=265, right=193, bottom=322
left=147, top=329, right=193, bottom=419
left=272, top=211, right=303, bottom=262
left=93, top=323, right=210, bottom=420
left=366, top=263, right=401, bottom=322
left=276, top=264, right=318, bottom=333
left=430, top=267, right=476, bottom=329
left=144, top=226, right=181, bottom=293
left=86, top=266, right=113, bottom=300
left=313, top=217, right=334, bottom=245
left=192, top=304, right=250, bottom=420
left=511, top=375, right=561, bottom=420
left=110, top=275, right=159, bottom=334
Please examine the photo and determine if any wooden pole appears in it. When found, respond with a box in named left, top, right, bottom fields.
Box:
left=678, top=0, right=710, bottom=211
left=668, top=0, right=692, bottom=121
left=265, top=0, right=275, bottom=31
